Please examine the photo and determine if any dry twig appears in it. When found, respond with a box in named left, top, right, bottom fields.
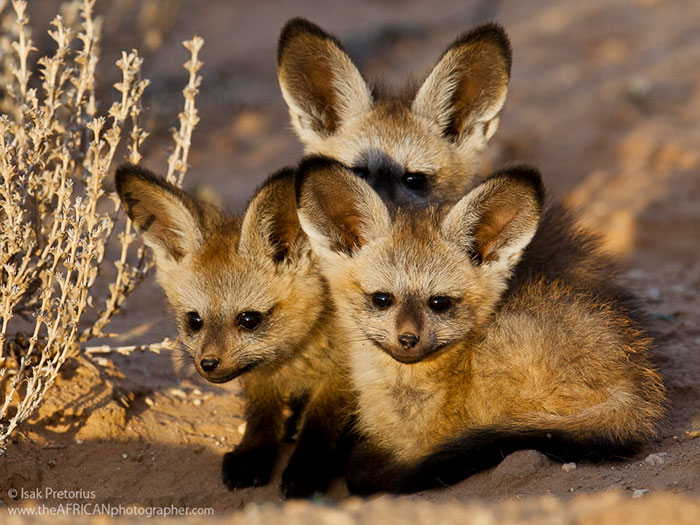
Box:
left=0, top=0, right=204, bottom=454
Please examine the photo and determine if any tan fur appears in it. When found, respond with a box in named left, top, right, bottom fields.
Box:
left=278, top=20, right=512, bottom=204
left=297, top=161, right=665, bottom=465
left=278, top=19, right=635, bottom=324
left=116, top=164, right=352, bottom=496
left=280, top=19, right=664, bottom=486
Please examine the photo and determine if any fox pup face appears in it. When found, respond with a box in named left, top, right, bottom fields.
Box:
left=296, top=157, right=543, bottom=364
left=279, top=19, right=511, bottom=205
left=116, top=165, right=324, bottom=383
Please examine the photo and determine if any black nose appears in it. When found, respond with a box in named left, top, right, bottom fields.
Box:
left=200, top=358, right=220, bottom=372
left=398, top=333, right=419, bottom=349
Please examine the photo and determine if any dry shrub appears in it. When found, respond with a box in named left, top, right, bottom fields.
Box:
left=0, top=0, right=203, bottom=454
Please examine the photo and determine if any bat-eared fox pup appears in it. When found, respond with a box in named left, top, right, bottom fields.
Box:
left=278, top=18, right=511, bottom=206
left=116, top=164, right=352, bottom=498
left=296, top=156, right=666, bottom=494
left=278, top=19, right=641, bottom=306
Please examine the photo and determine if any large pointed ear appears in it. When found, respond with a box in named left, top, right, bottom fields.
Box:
left=115, top=163, right=203, bottom=263
left=239, top=167, right=303, bottom=264
left=277, top=18, right=372, bottom=146
left=412, top=23, right=511, bottom=152
left=441, top=165, right=544, bottom=273
left=295, top=155, right=390, bottom=260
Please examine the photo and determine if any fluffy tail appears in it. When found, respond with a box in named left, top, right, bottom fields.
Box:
left=347, top=426, right=642, bottom=495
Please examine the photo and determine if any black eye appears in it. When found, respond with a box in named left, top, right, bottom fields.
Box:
left=428, top=296, right=452, bottom=312
left=237, top=311, right=262, bottom=330
left=371, top=292, right=393, bottom=310
left=186, top=311, right=203, bottom=332
left=403, top=172, right=427, bottom=192
left=352, top=166, right=369, bottom=179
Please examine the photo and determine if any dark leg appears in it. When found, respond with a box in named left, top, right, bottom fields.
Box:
left=222, top=380, right=284, bottom=490
left=280, top=384, right=353, bottom=498
left=345, top=438, right=404, bottom=495
left=283, top=392, right=309, bottom=443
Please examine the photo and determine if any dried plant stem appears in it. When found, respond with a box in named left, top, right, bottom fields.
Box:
left=84, top=337, right=178, bottom=356
left=0, top=1, right=204, bottom=454
left=166, top=36, right=203, bottom=186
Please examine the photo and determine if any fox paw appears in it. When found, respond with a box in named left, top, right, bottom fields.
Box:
left=222, top=447, right=276, bottom=490
left=280, top=456, right=332, bottom=499
left=345, top=443, right=398, bottom=495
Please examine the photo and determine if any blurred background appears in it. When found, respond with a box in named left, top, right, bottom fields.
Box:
left=25, top=0, right=699, bottom=263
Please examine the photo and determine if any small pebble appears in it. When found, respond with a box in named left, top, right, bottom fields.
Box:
left=144, top=397, right=154, bottom=407
left=562, top=462, right=577, bottom=472
left=627, top=76, right=652, bottom=100
left=193, top=388, right=203, bottom=396
left=192, top=399, right=202, bottom=406
left=121, top=453, right=128, bottom=460
left=168, top=388, right=187, bottom=399
left=75, top=439, right=84, bottom=445
left=687, top=430, right=700, bottom=440
left=644, top=452, right=668, bottom=466
left=632, top=489, right=649, bottom=499
left=238, top=422, right=247, bottom=434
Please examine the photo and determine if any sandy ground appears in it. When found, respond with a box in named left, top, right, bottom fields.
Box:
left=2, top=0, right=700, bottom=522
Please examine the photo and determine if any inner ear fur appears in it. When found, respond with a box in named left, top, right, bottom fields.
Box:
left=295, top=155, right=390, bottom=256
left=115, top=163, right=203, bottom=261
left=412, top=22, right=511, bottom=142
left=239, top=167, right=302, bottom=263
left=442, top=165, right=544, bottom=265
left=277, top=18, right=372, bottom=139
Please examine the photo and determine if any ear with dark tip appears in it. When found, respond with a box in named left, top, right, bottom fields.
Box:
left=115, top=163, right=203, bottom=262
left=412, top=22, right=511, bottom=151
left=441, top=165, right=544, bottom=272
left=239, top=167, right=303, bottom=264
left=295, top=155, right=390, bottom=259
left=277, top=18, right=372, bottom=145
